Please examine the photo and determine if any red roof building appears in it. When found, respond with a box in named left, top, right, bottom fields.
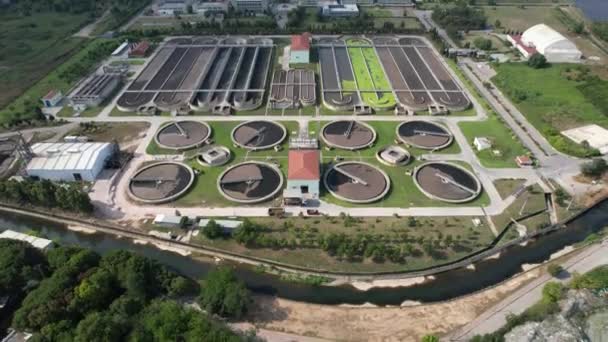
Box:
left=515, top=155, right=533, bottom=167
left=129, top=41, right=150, bottom=58
left=291, top=33, right=311, bottom=51
left=288, top=150, right=319, bottom=180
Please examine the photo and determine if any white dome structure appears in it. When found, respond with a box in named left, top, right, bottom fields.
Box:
left=516, top=24, right=581, bottom=63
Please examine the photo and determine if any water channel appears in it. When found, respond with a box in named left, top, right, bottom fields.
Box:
left=1, top=199, right=607, bottom=306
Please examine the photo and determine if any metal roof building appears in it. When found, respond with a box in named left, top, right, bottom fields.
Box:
left=513, top=24, right=582, bottom=62
left=26, top=142, right=115, bottom=182
left=0, top=230, right=54, bottom=251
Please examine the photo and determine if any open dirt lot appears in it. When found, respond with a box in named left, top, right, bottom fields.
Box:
left=247, top=268, right=540, bottom=342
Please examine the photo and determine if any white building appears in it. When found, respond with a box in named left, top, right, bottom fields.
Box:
left=230, top=0, right=268, bottom=13
left=509, top=24, right=582, bottom=63
left=26, top=142, right=115, bottom=182
left=0, top=230, right=54, bottom=251
left=153, top=214, right=186, bottom=228
left=194, top=1, right=228, bottom=14
left=157, top=0, right=188, bottom=15
left=321, top=3, right=358, bottom=17
left=561, top=124, right=608, bottom=154
left=474, top=137, right=492, bottom=151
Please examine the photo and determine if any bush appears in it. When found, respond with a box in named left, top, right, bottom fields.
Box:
left=527, top=53, right=548, bottom=69
left=473, top=37, right=493, bottom=50
left=202, top=219, right=223, bottom=239
left=198, top=266, right=250, bottom=319
left=547, top=264, right=564, bottom=277
left=542, top=281, right=565, bottom=303
left=580, top=158, right=608, bottom=178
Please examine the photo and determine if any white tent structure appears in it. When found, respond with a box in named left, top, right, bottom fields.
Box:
left=518, top=24, right=582, bottom=63
left=26, top=142, right=114, bottom=182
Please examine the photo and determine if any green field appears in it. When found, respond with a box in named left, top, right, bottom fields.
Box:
left=194, top=215, right=496, bottom=273
left=345, top=40, right=396, bottom=109
left=0, top=12, right=91, bottom=123
left=459, top=113, right=528, bottom=168
left=492, top=63, right=608, bottom=157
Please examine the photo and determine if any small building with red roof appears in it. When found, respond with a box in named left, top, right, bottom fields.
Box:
left=290, top=33, right=311, bottom=65
left=129, top=41, right=150, bottom=58
left=41, top=90, right=63, bottom=108
left=284, top=149, right=320, bottom=205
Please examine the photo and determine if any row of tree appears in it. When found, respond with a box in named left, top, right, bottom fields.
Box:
left=0, top=179, right=93, bottom=213
left=431, top=3, right=487, bottom=41
left=2, top=240, right=253, bottom=341
left=203, top=219, right=480, bottom=264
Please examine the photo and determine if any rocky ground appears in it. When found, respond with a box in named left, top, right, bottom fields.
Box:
left=505, top=289, right=608, bottom=342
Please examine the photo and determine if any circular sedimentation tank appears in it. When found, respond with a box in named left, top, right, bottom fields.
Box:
left=154, top=121, right=211, bottom=151
left=231, top=120, right=287, bottom=151
left=128, top=162, right=195, bottom=204
left=323, top=161, right=390, bottom=203
left=218, top=161, right=284, bottom=204
left=396, top=120, right=453, bottom=150
left=321, top=120, right=376, bottom=150
left=413, top=162, right=482, bottom=203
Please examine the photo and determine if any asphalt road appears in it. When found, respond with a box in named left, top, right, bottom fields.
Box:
left=448, top=240, right=608, bottom=340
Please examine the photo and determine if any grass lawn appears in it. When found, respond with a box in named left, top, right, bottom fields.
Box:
left=492, top=63, right=608, bottom=157
left=494, top=179, right=527, bottom=199
left=146, top=121, right=298, bottom=207
left=0, top=38, right=117, bottom=129
left=492, top=183, right=547, bottom=231
left=0, top=12, right=91, bottom=112
left=306, top=120, right=490, bottom=208
left=459, top=113, right=528, bottom=168
left=193, top=215, right=496, bottom=273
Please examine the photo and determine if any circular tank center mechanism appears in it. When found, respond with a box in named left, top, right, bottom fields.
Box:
left=218, top=161, right=284, bottom=203
left=154, top=120, right=211, bottom=150
left=396, top=120, right=453, bottom=150
left=128, top=162, right=195, bottom=204
left=231, top=120, right=287, bottom=151
left=323, top=161, right=390, bottom=203
left=321, top=120, right=376, bottom=150
left=413, top=162, right=482, bottom=203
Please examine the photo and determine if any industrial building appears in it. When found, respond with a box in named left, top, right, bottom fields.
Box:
left=26, top=142, right=115, bottom=182
left=508, top=24, right=582, bottom=63
left=290, top=33, right=311, bottom=64
left=283, top=149, right=320, bottom=205
left=321, top=3, right=358, bottom=16
left=230, top=0, right=268, bottom=13
left=40, top=90, right=63, bottom=108
left=194, top=1, right=228, bottom=14
left=129, top=41, right=150, bottom=58
left=562, top=124, right=608, bottom=154
left=0, top=230, right=54, bottom=251
left=156, top=0, right=187, bottom=15
left=70, top=74, right=121, bottom=108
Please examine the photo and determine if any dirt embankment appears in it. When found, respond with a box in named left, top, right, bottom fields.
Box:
left=247, top=268, right=540, bottom=342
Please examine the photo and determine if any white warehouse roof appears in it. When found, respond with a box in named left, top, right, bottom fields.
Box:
left=562, top=124, right=608, bottom=154
left=27, top=142, right=112, bottom=172
left=521, top=24, right=581, bottom=59
left=0, top=230, right=54, bottom=250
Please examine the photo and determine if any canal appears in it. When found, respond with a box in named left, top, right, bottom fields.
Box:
left=1, top=199, right=607, bottom=306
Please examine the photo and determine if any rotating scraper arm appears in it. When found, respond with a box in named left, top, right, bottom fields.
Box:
left=334, top=166, right=368, bottom=186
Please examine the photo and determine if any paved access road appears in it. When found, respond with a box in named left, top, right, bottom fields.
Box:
left=448, top=240, right=608, bottom=340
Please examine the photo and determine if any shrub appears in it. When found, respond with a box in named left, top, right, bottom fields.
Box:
left=527, top=53, right=548, bottom=69
left=547, top=264, right=564, bottom=277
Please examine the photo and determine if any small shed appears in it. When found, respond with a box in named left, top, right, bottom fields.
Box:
left=41, top=90, right=63, bottom=108
left=515, top=155, right=533, bottom=167
left=474, top=137, right=492, bottom=151
left=129, top=41, right=150, bottom=58
left=153, top=214, right=186, bottom=228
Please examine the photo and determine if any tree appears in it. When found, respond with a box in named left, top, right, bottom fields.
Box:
left=580, top=158, right=607, bottom=178
left=527, top=53, right=548, bottom=69
left=202, top=219, right=223, bottom=239
left=199, top=266, right=251, bottom=319
left=547, top=264, right=564, bottom=278
left=234, top=219, right=260, bottom=246
left=421, top=335, right=439, bottom=342
left=473, top=37, right=493, bottom=50
left=0, top=239, right=48, bottom=295
left=74, top=312, right=128, bottom=342
left=542, top=281, right=564, bottom=303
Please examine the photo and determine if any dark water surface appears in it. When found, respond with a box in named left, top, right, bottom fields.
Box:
left=1, top=199, right=607, bottom=306
left=577, top=0, right=608, bottom=21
